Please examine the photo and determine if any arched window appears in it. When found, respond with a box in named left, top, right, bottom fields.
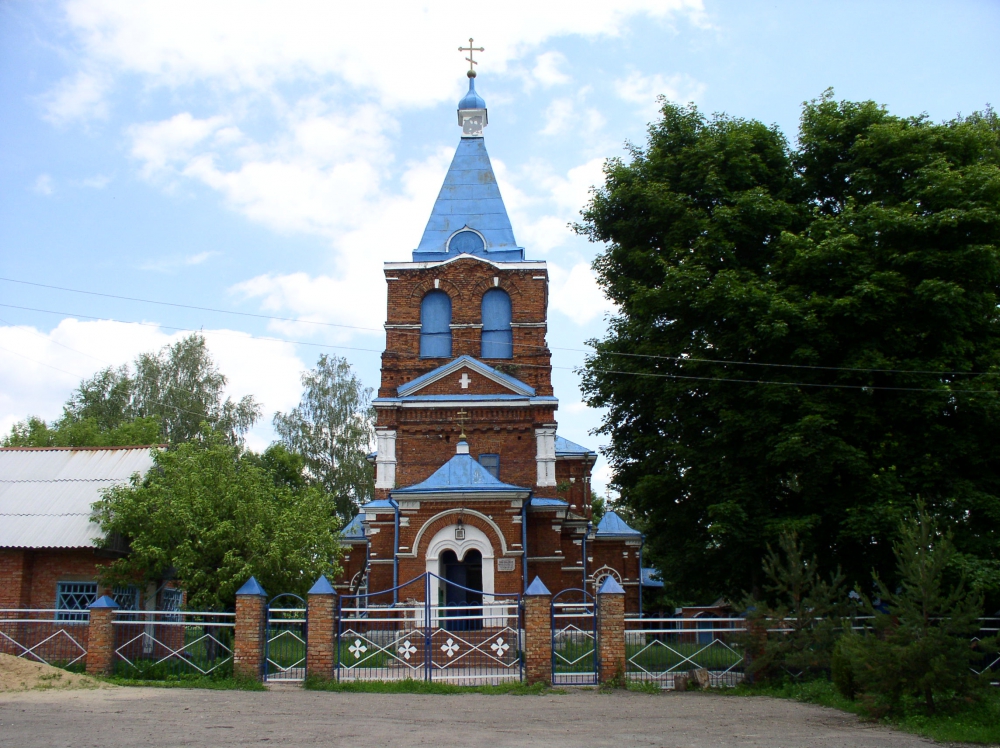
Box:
left=481, top=288, right=512, bottom=359
left=420, top=291, right=452, bottom=358
left=449, top=229, right=485, bottom=255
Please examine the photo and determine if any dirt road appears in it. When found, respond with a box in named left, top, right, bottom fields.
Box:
left=0, top=686, right=936, bottom=748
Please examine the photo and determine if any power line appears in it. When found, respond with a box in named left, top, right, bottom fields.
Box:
left=1, top=275, right=992, bottom=377
left=2, top=303, right=997, bottom=395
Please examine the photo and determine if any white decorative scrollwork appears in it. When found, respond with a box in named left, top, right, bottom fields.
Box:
left=490, top=637, right=509, bottom=656
left=441, top=638, right=460, bottom=658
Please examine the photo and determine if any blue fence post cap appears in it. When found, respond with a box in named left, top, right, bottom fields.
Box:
left=235, top=576, right=267, bottom=597
left=597, top=576, right=625, bottom=595
left=525, top=576, right=551, bottom=596
left=308, top=575, right=336, bottom=595
left=88, top=595, right=119, bottom=609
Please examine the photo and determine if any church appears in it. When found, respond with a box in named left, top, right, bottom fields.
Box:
left=334, top=63, right=655, bottom=614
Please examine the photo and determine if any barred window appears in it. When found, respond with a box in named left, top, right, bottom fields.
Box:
left=161, top=588, right=183, bottom=613
left=55, top=582, right=98, bottom=621
left=113, top=586, right=140, bottom=612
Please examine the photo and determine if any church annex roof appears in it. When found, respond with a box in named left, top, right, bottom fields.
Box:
left=341, top=513, right=367, bottom=540
left=554, top=436, right=597, bottom=458
left=393, top=453, right=529, bottom=495
left=595, top=510, right=641, bottom=537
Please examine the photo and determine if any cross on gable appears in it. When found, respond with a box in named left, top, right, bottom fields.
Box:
left=459, top=372, right=471, bottom=389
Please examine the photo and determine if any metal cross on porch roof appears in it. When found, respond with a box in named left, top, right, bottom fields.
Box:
left=459, top=38, right=484, bottom=75
left=456, top=408, right=469, bottom=439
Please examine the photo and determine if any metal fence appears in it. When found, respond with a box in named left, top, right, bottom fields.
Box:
left=0, top=609, right=89, bottom=670
left=625, top=615, right=1000, bottom=689
left=113, top=610, right=235, bottom=680
left=551, top=590, right=598, bottom=685
left=337, top=572, right=522, bottom=684
left=266, top=595, right=307, bottom=682
left=625, top=616, right=747, bottom=689
left=973, top=618, right=1000, bottom=680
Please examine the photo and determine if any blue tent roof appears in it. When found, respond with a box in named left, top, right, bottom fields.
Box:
left=554, top=436, right=597, bottom=457
left=341, top=513, right=366, bottom=540
left=641, top=568, right=664, bottom=588
left=596, top=510, right=641, bottom=537
left=394, top=453, right=528, bottom=495
left=413, top=138, right=522, bottom=262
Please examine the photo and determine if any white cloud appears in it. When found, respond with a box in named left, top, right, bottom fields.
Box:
left=532, top=51, right=571, bottom=87
left=540, top=98, right=576, bottom=136
left=615, top=70, right=706, bottom=118
left=129, top=113, right=231, bottom=179
left=548, top=261, right=614, bottom=324
left=0, top=319, right=307, bottom=450
left=53, top=1, right=705, bottom=120
left=41, top=70, right=109, bottom=124
left=33, top=174, right=54, bottom=195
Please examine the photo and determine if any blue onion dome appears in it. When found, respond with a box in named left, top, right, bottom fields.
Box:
left=458, top=75, right=486, bottom=110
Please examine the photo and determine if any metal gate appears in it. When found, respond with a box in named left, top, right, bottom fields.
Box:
left=552, top=588, right=598, bottom=685
left=265, top=593, right=306, bottom=682
left=336, top=572, right=522, bottom=684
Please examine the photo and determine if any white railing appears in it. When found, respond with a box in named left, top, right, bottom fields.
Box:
left=625, top=617, right=747, bottom=689
left=0, top=609, right=89, bottom=669
left=113, top=610, right=235, bottom=679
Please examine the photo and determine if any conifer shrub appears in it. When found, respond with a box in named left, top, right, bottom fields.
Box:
left=832, top=504, right=996, bottom=716
left=743, top=533, right=849, bottom=683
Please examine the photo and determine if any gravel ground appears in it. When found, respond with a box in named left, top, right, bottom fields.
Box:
left=0, top=685, right=938, bottom=748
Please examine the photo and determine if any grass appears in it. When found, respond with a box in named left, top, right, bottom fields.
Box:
left=303, top=675, right=564, bottom=695
left=101, top=673, right=267, bottom=691
left=724, top=679, right=1000, bottom=745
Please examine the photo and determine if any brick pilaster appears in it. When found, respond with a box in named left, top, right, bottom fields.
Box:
left=85, top=595, right=119, bottom=677
left=306, top=576, right=337, bottom=682
left=523, top=576, right=552, bottom=685
left=597, top=577, right=626, bottom=685
left=234, top=577, right=268, bottom=681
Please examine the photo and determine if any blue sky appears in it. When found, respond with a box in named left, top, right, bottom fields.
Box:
left=1, top=0, right=997, bottom=494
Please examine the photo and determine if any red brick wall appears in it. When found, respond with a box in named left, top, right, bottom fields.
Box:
left=0, top=548, right=114, bottom=609
left=380, top=259, right=552, bottom=397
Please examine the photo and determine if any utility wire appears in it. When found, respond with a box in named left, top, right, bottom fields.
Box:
left=2, top=304, right=997, bottom=395
left=1, top=276, right=991, bottom=377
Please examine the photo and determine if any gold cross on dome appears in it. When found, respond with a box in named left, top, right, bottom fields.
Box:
left=456, top=408, right=469, bottom=439
left=459, top=38, right=484, bottom=74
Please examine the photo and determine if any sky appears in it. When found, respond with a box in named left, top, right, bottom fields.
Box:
left=1, top=0, right=997, bottom=495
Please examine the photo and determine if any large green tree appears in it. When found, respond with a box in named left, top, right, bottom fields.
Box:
left=578, top=94, right=1000, bottom=605
left=92, top=431, right=341, bottom=610
left=3, top=333, right=260, bottom=447
left=274, top=354, right=375, bottom=521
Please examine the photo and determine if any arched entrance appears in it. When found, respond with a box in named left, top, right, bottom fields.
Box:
left=440, top=548, right=483, bottom=631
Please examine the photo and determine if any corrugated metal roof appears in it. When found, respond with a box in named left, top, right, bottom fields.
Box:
left=0, top=447, right=155, bottom=549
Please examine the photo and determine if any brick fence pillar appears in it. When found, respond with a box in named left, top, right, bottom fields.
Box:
left=234, top=577, right=268, bottom=681
left=306, top=575, right=337, bottom=682
left=597, top=576, right=626, bottom=685
left=85, top=595, right=119, bottom=676
left=523, top=576, right=552, bottom=685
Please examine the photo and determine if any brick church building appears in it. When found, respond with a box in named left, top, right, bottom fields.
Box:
left=335, top=70, right=654, bottom=613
